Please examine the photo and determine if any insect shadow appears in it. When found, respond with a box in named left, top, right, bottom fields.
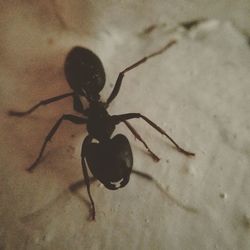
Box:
left=70, top=171, right=198, bottom=220
left=9, top=39, right=195, bottom=220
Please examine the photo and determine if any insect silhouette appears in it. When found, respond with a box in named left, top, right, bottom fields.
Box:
left=9, top=39, right=195, bottom=220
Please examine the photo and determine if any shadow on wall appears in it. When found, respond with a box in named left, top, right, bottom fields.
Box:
left=0, top=0, right=96, bottom=99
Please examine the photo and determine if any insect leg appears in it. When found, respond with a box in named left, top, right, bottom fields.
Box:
left=81, top=135, right=96, bottom=220
left=106, top=40, right=176, bottom=105
left=112, top=113, right=195, bottom=156
left=69, top=177, right=96, bottom=193
left=123, top=120, right=160, bottom=162
left=27, top=114, right=87, bottom=172
left=8, top=92, right=74, bottom=116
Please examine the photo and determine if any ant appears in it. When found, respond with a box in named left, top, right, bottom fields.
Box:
left=9, top=39, right=195, bottom=220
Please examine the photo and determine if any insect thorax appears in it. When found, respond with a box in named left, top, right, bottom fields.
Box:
left=86, top=102, right=115, bottom=141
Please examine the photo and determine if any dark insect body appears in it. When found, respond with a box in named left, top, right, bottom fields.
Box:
left=9, top=40, right=195, bottom=220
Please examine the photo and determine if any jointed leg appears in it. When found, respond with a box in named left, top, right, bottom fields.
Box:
left=112, top=113, right=195, bottom=156
left=106, top=40, right=176, bottom=105
left=27, top=114, right=86, bottom=172
left=8, top=92, right=74, bottom=117
left=69, top=178, right=96, bottom=193
left=81, top=135, right=96, bottom=220
left=123, top=120, right=160, bottom=162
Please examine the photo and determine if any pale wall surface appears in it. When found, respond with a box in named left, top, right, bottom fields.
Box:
left=1, top=1, right=250, bottom=250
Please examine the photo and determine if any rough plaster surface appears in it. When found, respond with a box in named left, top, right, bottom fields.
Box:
left=1, top=1, right=250, bottom=250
